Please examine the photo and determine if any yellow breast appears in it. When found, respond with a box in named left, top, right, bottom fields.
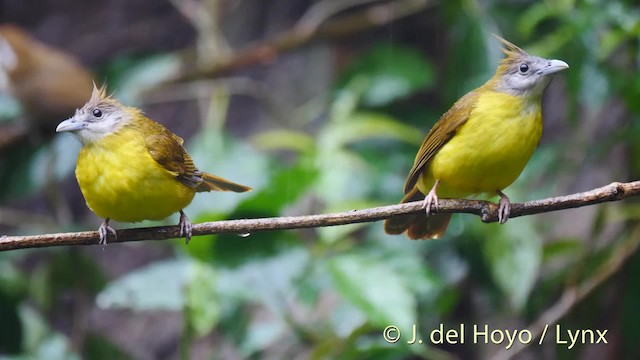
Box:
left=75, top=125, right=196, bottom=222
left=421, top=91, right=542, bottom=197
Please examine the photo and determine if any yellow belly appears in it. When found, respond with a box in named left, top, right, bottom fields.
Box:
left=418, top=91, right=543, bottom=198
left=75, top=128, right=196, bottom=222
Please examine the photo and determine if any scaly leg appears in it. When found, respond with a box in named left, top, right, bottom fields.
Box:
left=496, top=190, right=511, bottom=224
left=98, top=218, right=116, bottom=245
left=179, top=210, right=193, bottom=244
left=421, top=180, right=441, bottom=217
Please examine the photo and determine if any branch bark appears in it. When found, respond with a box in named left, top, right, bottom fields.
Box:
left=1, top=181, right=639, bottom=251
left=174, top=0, right=433, bottom=80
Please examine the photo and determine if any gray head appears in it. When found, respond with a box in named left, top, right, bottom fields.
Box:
left=55, top=84, right=132, bottom=144
left=491, top=36, right=568, bottom=98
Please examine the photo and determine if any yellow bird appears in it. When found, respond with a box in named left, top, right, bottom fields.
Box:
left=384, top=37, right=568, bottom=240
left=56, top=85, right=251, bottom=244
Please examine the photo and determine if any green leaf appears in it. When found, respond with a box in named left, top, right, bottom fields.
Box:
left=15, top=306, right=80, bottom=360
left=251, top=130, right=316, bottom=154
left=526, top=25, right=575, bottom=57
left=239, top=321, right=286, bottom=357
left=338, top=44, right=434, bottom=107
left=216, top=249, right=309, bottom=355
left=331, top=83, right=364, bottom=123
left=186, top=134, right=267, bottom=215
left=328, top=301, right=368, bottom=338
left=217, top=248, right=309, bottom=313
left=205, top=165, right=308, bottom=264
left=542, top=238, right=583, bottom=263
left=443, top=8, right=494, bottom=102
left=97, top=259, right=214, bottom=312
left=2, top=132, right=82, bottom=203
left=328, top=254, right=416, bottom=331
left=18, top=305, right=46, bottom=355
left=208, top=229, right=300, bottom=268
left=184, top=261, right=219, bottom=337
left=314, top=148, right=369, bottom=205
left=235, top=159, right=318, bottom=215
left=20, top=136, right=80, bottom=202
left=598, top=29, right=626, bottom=60
left=518, top=3, right=557, bottom=38
left=34, top=335, right=81, bottom=360
left=0, top=261, right=27, bottom=297
left=481, top=219, right=542, bottom=309
left=320, top=112, right=424, bottom=150
left=82, top=334, right=132, bottom=360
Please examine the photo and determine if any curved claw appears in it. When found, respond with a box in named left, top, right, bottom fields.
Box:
left=179, top=210, right=193, bottom=244
left=421, top=180, right=440, bottom=217
left=497, top=190, right=511, bottom=224
left=98, top=218, right=116, bottom=245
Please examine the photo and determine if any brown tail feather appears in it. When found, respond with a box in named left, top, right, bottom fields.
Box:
left=407, top=213, right=451, bottom=240
left=197, top=172, right=252, bottom=193
left=384, top=213, right=417, bottom=235
left=384, top=187, right=423, bottom=234
left=384, top=186, right=451, bottom=240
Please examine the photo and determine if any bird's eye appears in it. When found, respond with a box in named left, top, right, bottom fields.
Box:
left=92, top=109, right=102, bottom=118
left=519, top=63, right=529, bottom=73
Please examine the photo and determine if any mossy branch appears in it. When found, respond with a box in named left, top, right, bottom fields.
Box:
left=1, top=181, right=639, bottom=251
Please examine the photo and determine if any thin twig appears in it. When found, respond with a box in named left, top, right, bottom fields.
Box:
left=0, top=181, right=638, bottom=251
left=169, top=0, right=232, bottom=65
left=295, top=0, right=384, bottom=35
left=490, top=225, right=640, bottom=360
left=174, top=0, right=433, bottom=80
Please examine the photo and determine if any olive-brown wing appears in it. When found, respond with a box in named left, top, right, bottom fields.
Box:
left=403, top=90, right=480, bottom=193
left=143, top=120, right=202, bottom=189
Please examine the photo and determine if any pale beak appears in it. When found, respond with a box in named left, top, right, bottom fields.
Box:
left=56, top=118, right=86, bottom=132
left=538, top=59, right=569, bottom=76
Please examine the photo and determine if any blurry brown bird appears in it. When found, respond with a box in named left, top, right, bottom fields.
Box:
left=0, top=24, right=93, bottom=147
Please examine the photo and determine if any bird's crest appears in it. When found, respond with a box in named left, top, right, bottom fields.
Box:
left=495, top=35, right=527, bottom=58
left=83, top=82, right=123, bottom=111
left=494, top=35, right=529, bottom=75
left=88, top=82, right=113, bottom=104
left=74, top=82, right=123, bottom=119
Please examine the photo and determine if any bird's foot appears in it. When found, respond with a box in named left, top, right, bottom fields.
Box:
left=497, top=190, right=511, bottom=224
left=179, top=210, right=193, bottom=244
left=421, top=180, right=441, bottom=217
left=98, top=218, right=116, bottom=245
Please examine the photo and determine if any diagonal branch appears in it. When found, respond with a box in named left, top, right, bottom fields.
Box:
left=175, top=0, right=433, bottom=80
left=1, top=181, right=639, bottom=251
left=490, top=225, right=640, bottom=360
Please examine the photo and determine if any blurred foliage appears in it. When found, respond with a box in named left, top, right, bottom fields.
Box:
left=1, top=0, right=640, bottom=359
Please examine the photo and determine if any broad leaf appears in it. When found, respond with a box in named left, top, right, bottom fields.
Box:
left=328, top=254, right=416, bottom=331
left=482, top=219, right=542, bottom=309
left=338, top=44, right=434, bottom=107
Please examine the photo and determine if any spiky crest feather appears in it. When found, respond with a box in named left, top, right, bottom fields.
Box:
left=494, top=35, right=529, bottom=75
